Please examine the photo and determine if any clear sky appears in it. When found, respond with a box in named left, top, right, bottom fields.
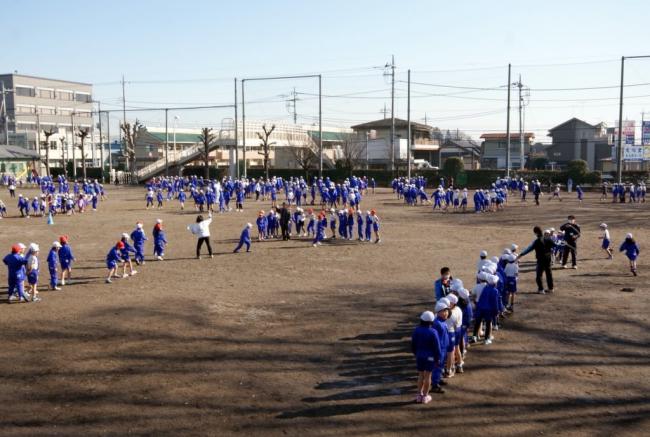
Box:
left=3, top=0, right=649, bottom=142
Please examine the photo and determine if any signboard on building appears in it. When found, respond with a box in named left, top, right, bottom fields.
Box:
left=623, top=145, right=644, bottom=161
left=642, top=120, right=650, bottom=146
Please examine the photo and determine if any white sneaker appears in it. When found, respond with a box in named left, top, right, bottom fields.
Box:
left=157, top=256, right=163, bottom=261
left=8, top=294, right=17, bottom=302
left=106, top=278, right=112, bottom=283
left=484, top=339, right=493, bottom=345
left=130, top=271, right=138, bottom=276
left=122, top=274, right=128, bottom=278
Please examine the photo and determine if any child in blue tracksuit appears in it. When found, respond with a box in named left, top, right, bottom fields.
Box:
left=306, top=209, right=316, bottom=237
left=457, top=288, right=473, bottom=359
left=620, top=233, right=640, bottom=276
left=145, top=190, right=154, bottom=209
left=25, top=243, right=41, bottom=302
left=364, top=210, right=372, bottom=242
left=312, top=213, right=326, bottom=247
left=119, top=233, right=138, bottom=277
left=58, top=236, right=75, bottom=286
left=256, top=211, right=267, bottom=241
left=356, top=210, right=364, bottom=241
left=47, top=241, right=62, bottom=290
left=473, top=274, right=500, bottom=345
left=233, top=223, right=252, bottom=253
left=346, top=209, right=354, bottom=240
left=411, top=310, right=441, bottom=404
left=106, top=241, right=124, bottom=283
left=130, top=223, right=147, bottom=265
left=329, top=209, right=337, bottom=239
left=153, top=220, right=167, bottom=260
left=431, top=301, right=450, bottom=393
left=576, top=185, right=584, bottom=203
left=178, top=190, right=187, bottom=210
left=3, top=244, right=29, bottom=302
left=156, top=190, right=164, bottom=209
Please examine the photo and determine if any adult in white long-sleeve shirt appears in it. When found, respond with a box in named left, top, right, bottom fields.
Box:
left=188, top=213, right=213, bottom=259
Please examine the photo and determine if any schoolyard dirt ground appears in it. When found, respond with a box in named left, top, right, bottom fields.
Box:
left=0, top=186, right=648, bottom=436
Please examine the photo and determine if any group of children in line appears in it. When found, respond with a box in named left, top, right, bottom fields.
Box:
left=411, top=218, right=642, bottom=403
left=601, top=182, right=647, bottom=203
left=3, top=236, right=74, bottom=303
left=1, top=176, right=106, bottom=219
left=142, top=174, right=375, bottom=213
left=252, top=206, right=381, bottom=245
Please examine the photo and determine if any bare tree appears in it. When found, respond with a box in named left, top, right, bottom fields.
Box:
left=42, top=127, right=57, bottom=177
left=256, top=124, right=276, bottom=179
left=337, top=134, right=364, bottom=173
left=198, top=127, right=217, bottom=179
left=286, top=139, right=317, bottom=175
left=120, top=119, right=144, bottom=173
left=76, top=127, right=90, bottom=179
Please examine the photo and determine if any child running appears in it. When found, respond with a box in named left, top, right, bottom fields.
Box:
left=619, top=233, right=640, bottom=276
left=106, top=241, right=124, bottom=283
left=599, top=223, right=613, bottom=259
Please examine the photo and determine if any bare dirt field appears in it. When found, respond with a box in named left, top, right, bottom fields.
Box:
left=0, top=186, right=648, bottom=436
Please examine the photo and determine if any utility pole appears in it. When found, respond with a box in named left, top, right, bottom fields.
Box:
left=164, top=108, right=169, bottom=177
left=407, top=69, right=411, bottom=180
left=35, top=112, right=41, bottom=175
left=286, top=87, right=298, bottom=124
left=505, top=63, right=512, bottom=178
left=234, top=77, right=239, bottom=179
left=71, top=112, right=76, bottom=179
left=1, top=81, right=9, bottom=144
left=616, top=55, right=650, bottom=183
left=389, top=55, right=396, bottom=174
left=121, top=75, right=128, bottom=172
left=514, top=75, right=525, bottom=170
left=98, top=103, right=104, bottom=182
left=107, top=111, right=112, bottom=179
left=318, top=74, right=323, bottom=178
left=380, top=103, right=389, bottom=119
left=242, top=79, right=246, bottom=178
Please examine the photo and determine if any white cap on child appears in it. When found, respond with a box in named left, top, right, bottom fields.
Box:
left=420, top=311, right=435, bottom=322
left=29, top=243, right=39, bottom=252
left=121, top=233, right=130, bottom=239
left=52, top=241, right=62, bottom=248
left=447, top=294, right=458, bottom=305
left=480, top=250, right=488, bottom=257
left=434, top=301, right=449, bottom=313
left=439, top=297, right=450, bottom=308
left=600, top=223, right=607, bottom=228
left=626, top=233, right=633, bottom=239
left=457, top=288, right=470, bottom=301
left=487, top=274, right=499, bottom=285
left=511, top=243, right=519, bottom=251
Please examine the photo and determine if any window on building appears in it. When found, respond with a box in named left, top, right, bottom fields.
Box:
left=50, top=141, right=58, bottom=150
left=15, top=86, right=35, bottom=97
left=75, top=110, right=91, bottom=118
left=37, top=88, right=55, bottom=99
left=58, top=107, right=73, bottom=116
left=74, top=92, right=92, bottom=103
left=497, top=141, right=505, bottom=149
left=16, top=105, right=36, bottom=114
left=38, top=106, right=56, bottom=115
left=57, top=90, right=74, bottom=101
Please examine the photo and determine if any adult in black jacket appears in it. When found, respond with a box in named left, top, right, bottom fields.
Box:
left=560, top=215, right=581, bottom=269
left=518, top=226, right=555, bottom=294
left=277, top=202, right=291, bottom=240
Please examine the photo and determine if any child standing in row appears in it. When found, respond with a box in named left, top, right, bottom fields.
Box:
left=47, top=241, right=61, bottom=291
left=26, top=243, right=41, bottom=302
left=411, top=310, right=441, bottom=404
left=59, top=236, right=74, bottom=286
